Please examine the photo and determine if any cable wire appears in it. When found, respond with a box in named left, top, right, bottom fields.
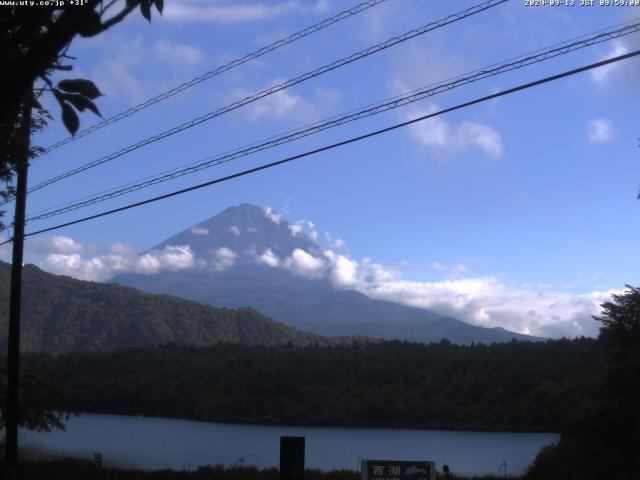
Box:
left=24, top=19, right=640, bottom=223
left=2, top=47, right=636, bottom=245
left=27, top=16, right=640, bottom=219
left=36, top=0, right=391, bottom=156
left=17, top=0, right=508, bottom=201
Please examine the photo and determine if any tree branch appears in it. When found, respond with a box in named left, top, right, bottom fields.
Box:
left=91, top=3, right=138, bottom=36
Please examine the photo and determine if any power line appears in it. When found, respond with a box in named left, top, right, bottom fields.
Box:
left=35, top=0, right=391, bottom=157
left=17, top=0, right=507, bottom=201
left=24, top=19, right=640, bottom=223
left=27, top=17, right=640, bottom=220
left=3, top=47, right=637, bottom=245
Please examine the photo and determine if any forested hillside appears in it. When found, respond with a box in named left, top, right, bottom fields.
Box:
left=22, top=338, right=602, bottom=432
left=0, top=262, right=328, bottom=352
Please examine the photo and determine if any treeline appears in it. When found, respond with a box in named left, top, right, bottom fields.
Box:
left=526, top=287, right=640, bottom=479
left=22, top=338, right=602, bottom=432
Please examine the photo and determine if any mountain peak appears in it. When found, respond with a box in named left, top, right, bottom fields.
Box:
left=151, top=204, right=319, bottom=262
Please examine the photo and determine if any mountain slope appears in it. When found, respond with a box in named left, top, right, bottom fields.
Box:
left=0, top=261, right=329, bottom=353
left=115, top=265, right=533, bottom=344
left=151, top=202, right=319, bottom=260
left=113, top=204, right=539, bottom=344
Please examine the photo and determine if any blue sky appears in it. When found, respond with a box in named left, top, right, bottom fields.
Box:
left=4, top=0, right=640, bottom=337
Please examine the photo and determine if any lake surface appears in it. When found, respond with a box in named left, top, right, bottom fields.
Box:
left=20, top=413, right=558, bottom=476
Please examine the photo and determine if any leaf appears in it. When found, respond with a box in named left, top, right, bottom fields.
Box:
left=154, top=0, right=164, bottom=14
left=57, top=79, right=102, bottom=99
left=126, top=0, right=137, bottom=7
left=61, top=102, right=79, bottom=135
left=140, top=0, right=151, bottom=21
left=63, top=93, right=102, bottom=118
left=76, top=9, right=102, bottom=37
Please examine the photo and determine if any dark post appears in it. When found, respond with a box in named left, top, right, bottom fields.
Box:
left=5, top=87, right=32, bottom=480
left=280, top=436, right=305, bottom=480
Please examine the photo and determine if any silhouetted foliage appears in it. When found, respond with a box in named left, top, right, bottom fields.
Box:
left=1, top=458, right=506, bottom=480
left=0, top=367, right=69, bottom=432
left=527, top=286, right=640, bottom=479
left=17, top=338, right=603, bottom=432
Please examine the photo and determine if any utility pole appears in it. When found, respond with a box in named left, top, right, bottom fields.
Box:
left=5, top=86, right=33, bottom=480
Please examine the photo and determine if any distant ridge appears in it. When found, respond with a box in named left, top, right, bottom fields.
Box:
left=0, top=261, right=333, bottom=353
left=114, top=203, right=540, bottom=345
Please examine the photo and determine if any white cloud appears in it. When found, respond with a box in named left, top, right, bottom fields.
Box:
left=249, top=88, right=307, bottom=120
left=191, top=227, right=210, bottom=235
left=164, top=0, right=330, bottom=24
left=407, top=105, right=503, bottom=158
left=430, top=261, right=468, bottom=275
left=256, top=248, right=280, bottom=267
left=108, top=242, right=135, bottom=255
left=248, top=241, right=616, bottom=337
left=212, top=247, right=238, bottom=271
left=452, top=264, right=467, bottom=274
left=389, top=44, right=502, bottom=159
left=324, top=250, right=358, bottom=287
left=28, top=236, right=85, bottom=255
left=354, top=275, right=618, bottom=338
left=228, top=226, right=241, bottom=236
left=311, top=0, right=331, bottom=14
left=41, top=254, right=111, bottom=281
left=288, top=219, right=318, bottom=240
left=153, top=40, right=204, bottom=66
left=138, top=245, right=199, bottom=273
left=263, top=206, right=282, bottom=224
left=460, top=122, right=503, bottom=158
left=237, top=86, right=313, bottom=122
left=228, top=82, right=341, bottom=124
left=324, top=232, right=346, bottom=251
left=282, top=248, right=325, bottom=278
left=591, top=40, right=629, bottom=85
left=246, top=226, right=259, bottom=233
left=587, top=118, right=614, bottom=144
left=288, top=223, right=304, bottom=237
left=37, top=243, right=199, bottom=281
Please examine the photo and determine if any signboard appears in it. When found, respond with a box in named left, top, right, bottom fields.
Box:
left=361, top=460, right=436, bottom=480
left=280, top=436, right=305, bottom=480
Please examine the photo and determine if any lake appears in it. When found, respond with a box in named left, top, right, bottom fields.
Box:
left=20, top=413, right=558, bottom=476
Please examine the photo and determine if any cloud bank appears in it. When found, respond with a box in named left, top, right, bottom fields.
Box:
left=249, top=245, right=616, bottom=338
left=19, top=233, right=620, bottom=339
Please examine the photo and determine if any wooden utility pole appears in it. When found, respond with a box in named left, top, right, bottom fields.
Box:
left=5, top=87, right=32, bottom=480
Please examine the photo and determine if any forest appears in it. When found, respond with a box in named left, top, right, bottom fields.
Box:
left=0, top=262, right=334, bottom=352
left=19, top=337, right=602, bottom=433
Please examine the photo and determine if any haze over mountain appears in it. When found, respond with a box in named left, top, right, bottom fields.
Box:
left=0, top=261, right=329, bottom=353
left=113, top=203, right=539, bottom=344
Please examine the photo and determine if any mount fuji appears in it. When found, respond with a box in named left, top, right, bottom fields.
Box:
left=112, top=203, right=538, bottom=344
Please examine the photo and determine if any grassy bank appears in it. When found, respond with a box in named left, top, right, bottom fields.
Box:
left=4, top=457, right=522, bottom=480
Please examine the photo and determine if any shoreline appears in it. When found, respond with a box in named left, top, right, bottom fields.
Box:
left=6, top=457, right=524, bottom=480
left=57, top=411, right=562, bottom=435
